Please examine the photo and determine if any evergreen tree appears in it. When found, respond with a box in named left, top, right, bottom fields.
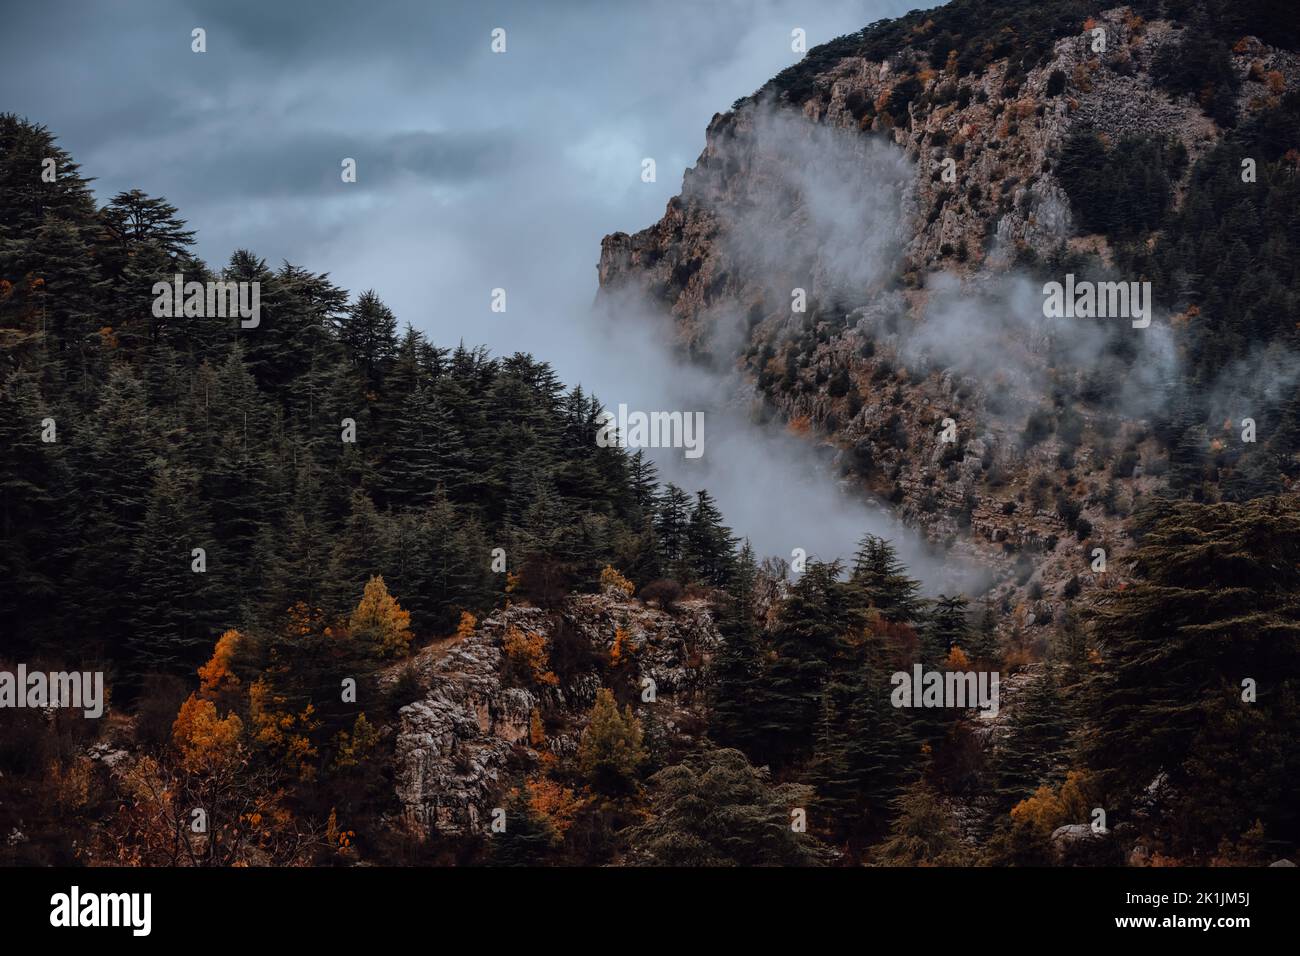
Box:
left=760, top=560, right=858, bottom=767
left=1083, top=496, right=1300, bottom=847
left=338, top=290, right=398, bottom=393
left=710, top=543, right=765, bottom=755
left=995, top=665, right=1070, bottom=802
left=685, top=488, right=738, bottom=588
left=850, top=534, right=922, bottom=622
left=625, top=747, right=833, bottom=866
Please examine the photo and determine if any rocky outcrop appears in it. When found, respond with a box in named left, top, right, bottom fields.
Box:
left=390, top=593, right=720, bottom=836
left=596, top=6, right=1299, bottom=621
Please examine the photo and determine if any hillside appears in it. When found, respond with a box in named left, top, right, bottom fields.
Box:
left=599, top=1, right=1300, bottom=623
left=2, top=0, right=1299, bottom=871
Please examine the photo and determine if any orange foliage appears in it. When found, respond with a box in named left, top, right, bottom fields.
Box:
left=248, top=677, right=319, bottom=780
left=503, top=625, right=559, bottom=686
left=349, top=575, right=413, bottom=658
left=456, top=610, right=477, bottom=640
left=197, top=629, right=242, bottom=700
left=600, top=565, right=635, bottom=596
left=1009, top=770, right=1095, bottom=836
left=525, top=774, right=582, bottom=837
left=529, top=708, right=546, bottom=748
left=172, top=694, right=244, bottom=774
left=610, top=625, right=632, bottom=666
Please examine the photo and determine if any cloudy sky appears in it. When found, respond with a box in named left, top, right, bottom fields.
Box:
left=4, top=0, right=960, bottom=575
left=3, top=0, right=916, bottom=376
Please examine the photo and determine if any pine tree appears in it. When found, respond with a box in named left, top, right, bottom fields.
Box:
left=851, top=534, right=922, bottom=622
left=874, top=777, right=968, bottom=866
left=578, top=688, right=646, bottom=796
left=348, top=575, right=413, bottom=659
left=1083, top=496, right=1300, bottom=847
left=625, top=747, right=833, bottom=866
left=338, top=290, right=397, bottom=393
left=760, top=560, right=858, bottom=767
left=685, top=488, right=737, bottom=587
left=128, top=467, right=223, bottom=674
left=710, top=543, right=764, bottom=754
left=995, top=665, right=1070, bottom=802
left=926, top=594, right=970, bottom=664
left=653, top=484, right=691, bottom=580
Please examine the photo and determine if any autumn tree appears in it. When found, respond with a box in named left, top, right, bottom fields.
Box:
left=348, top=575, right=413, bottom=659
left=578, top=688, right=646, bottom=796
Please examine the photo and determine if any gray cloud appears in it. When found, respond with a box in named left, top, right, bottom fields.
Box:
left=1, top=0, right=931, bottom=570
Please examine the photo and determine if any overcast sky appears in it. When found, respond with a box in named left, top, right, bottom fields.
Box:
left=3, top=0, right=918, bottom=382
left=4, top=0, right=959, bottom=573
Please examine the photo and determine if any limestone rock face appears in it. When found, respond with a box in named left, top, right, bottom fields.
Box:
left=594, top=5, right=1299, bottom=622
left=391, top=595, right=719, bottom=836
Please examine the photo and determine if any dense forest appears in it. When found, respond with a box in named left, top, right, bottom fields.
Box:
left=3, top=113, right=1297, bottom=867
left=5, top=0, right=1300, bottom=872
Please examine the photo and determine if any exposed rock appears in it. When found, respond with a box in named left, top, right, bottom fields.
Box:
left=392, top=595, right=719, bottom=836
left=594, top=6, right=1298, bottom=622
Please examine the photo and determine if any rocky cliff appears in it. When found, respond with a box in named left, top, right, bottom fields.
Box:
left=597, top=3, right=1300, bottom=619
left=387, top=592, right=719, bottom=836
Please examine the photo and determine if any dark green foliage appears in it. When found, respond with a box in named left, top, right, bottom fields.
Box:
left=0, top=114, right=737, bottom=684
left=850, top=534, right=922, bottom=623
left=1057, top=130, right=1187, bottom=240
left=1083, top=496, right=1300, bottom=850
left=625, top=747, right=834, bottom=866
left=709, top=543, right=765, bottom=755
left=994, top=666, right=1071, bottom=802
left=1151, top=27, right=1240, bottom=127
left=759, top=560, right=860, bottom=766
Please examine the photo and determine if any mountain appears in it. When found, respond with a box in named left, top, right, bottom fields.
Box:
left=599, top=1, right=1300, bottom=621
left=2, top=0, right=1299, bottom=870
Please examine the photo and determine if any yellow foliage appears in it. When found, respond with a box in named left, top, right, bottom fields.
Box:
left=197, top=629, right=242, bottom=700
left=248, top=677, right=319, bottom=780
left=600, top=565, right=635, bottom=596
left=455, top=610, right=477, bottom=640
left=944, top=645, right=971, bottom=670
left=349, top=575, right=413, bottom=659
left=578, top=688, right=646, bottom=788
left=503, top=625, right=559, bottom=686
left=1009, top=770, right=1094, bottom=836
left=333, top=713, right=380, bottom=770
left=525, top=774, right=582, bottom=837
left=172, top=694, right=244, bottom=774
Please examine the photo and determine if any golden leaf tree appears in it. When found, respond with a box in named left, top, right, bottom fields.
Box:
left=349, top=575, right=413, bottom=659
left=577, top=688, right=646, bottom=796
